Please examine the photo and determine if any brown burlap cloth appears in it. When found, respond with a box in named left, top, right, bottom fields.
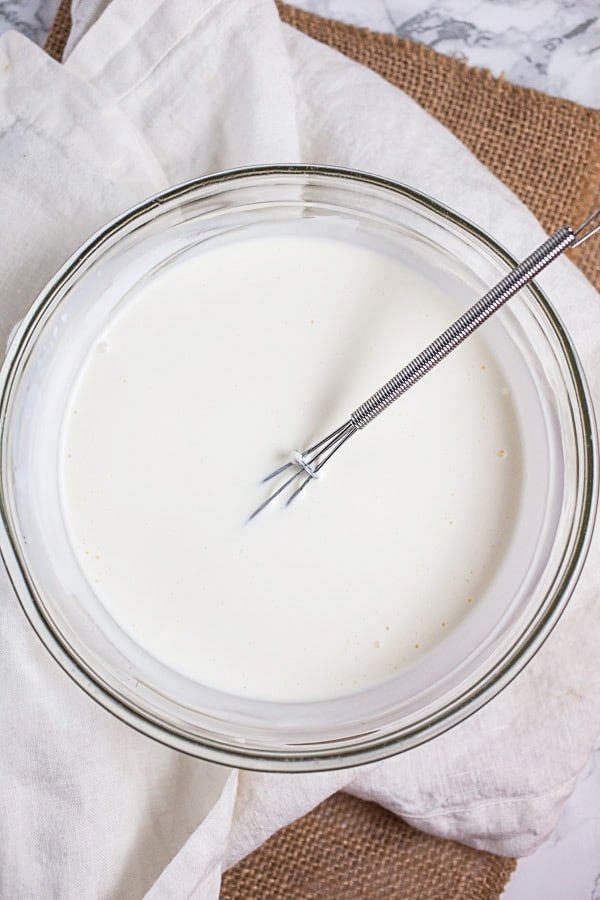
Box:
left=44, top=2, right=600, bottom=897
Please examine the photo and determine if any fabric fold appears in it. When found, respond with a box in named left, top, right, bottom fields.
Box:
left=1, top=1, right=599, bottom=896
left=0, top=30, right=167, bottom=349
left=65, top=0, right=302, bottom=179
left=144, top=771, right=240, bottom=900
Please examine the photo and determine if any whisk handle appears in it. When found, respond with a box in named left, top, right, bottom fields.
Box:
left=350, top=226, right=576, bottom=429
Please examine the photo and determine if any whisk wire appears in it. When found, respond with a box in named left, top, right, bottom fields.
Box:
left=285, top=420, right=357, bottom=507
left=572, top=209, right=600, bottom=247
left=251, top=210, right=599, bottom=518
left=249, top=420, right=356, bottom=519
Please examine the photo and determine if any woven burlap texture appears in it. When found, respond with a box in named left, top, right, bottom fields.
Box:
left=43, top=1, right=600, bottom=897
left=46, top=1, right=600, bottom=291
left=220, top=793, right=516, bottom=900
left=277, top=2, right=600, bottom=291
left=44, top=0, right=71, bottom=62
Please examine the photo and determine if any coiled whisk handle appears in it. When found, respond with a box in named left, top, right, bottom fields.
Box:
left=351, top=226, right=575, bottom=429
left=251, top=210, right=600, bottom=518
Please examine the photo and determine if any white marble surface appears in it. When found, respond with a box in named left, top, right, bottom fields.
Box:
left=0, top=0, right=56, bottom=44
left=2, top=0, right=599, bottom=108
left=1, top=1, right=600, bottom=898
left=294, top=0, right=600, bottom=108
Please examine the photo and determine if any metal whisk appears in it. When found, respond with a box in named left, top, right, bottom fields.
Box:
left=250, top=209, right=600, bottom=520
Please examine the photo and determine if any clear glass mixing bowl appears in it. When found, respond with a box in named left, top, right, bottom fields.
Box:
left=0, top=166, right=596, bottom=771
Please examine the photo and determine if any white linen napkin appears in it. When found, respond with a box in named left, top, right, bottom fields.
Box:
left=1, top=1, right=599, bottom=897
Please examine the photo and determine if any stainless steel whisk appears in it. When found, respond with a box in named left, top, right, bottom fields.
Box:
left=250, top=209, right=600, bottom=520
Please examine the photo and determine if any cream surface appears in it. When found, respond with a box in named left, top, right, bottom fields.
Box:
left=61, top=234, right=522, bottom=701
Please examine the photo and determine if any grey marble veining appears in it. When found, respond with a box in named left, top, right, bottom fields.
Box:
left=2, top=0, right=599, bottom=107
left=394, top=2, right=599, bottom=101
left=1, top=1, right=600, bottom=900
left=294, top=0, right=600, bottom=107
left=0, top=0, right=58, bottom=44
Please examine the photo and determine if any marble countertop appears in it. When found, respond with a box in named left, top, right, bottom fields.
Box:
left=1, top=1, right=599, bottom=899
left=1, top=0, right=599, bottom=109
left=295, top=0, right=600, bottom=108
left=0, top=0, right=56, bottom=44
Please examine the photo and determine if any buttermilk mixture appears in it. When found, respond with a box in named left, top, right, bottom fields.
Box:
left=61, top=235, right=521, bottom=701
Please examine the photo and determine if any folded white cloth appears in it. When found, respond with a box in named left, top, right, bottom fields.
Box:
left=1, top=1, right=599, bottom=897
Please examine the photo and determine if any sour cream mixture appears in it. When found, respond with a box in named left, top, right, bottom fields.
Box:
left=61, top=235, right=521, bottom=701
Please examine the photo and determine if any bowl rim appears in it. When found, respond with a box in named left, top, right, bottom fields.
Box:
left=0, top=163, right=597, bottom=772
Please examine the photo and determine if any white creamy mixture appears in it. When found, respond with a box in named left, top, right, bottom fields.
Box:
left=61, top=234, right=521, bottom=701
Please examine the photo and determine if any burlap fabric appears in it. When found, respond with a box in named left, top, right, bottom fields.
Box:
left=220, top=793, right=516, bottom=900
left=275, top=1, right=600, bottom=291
left=42, top=1, right=600, bottom=897
left=45, top=0, right=600, bottom=293
left=43, top=1, right=72, bottom=62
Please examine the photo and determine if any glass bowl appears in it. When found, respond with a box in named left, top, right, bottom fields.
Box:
left=0, top=165, right=596, bottom=771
